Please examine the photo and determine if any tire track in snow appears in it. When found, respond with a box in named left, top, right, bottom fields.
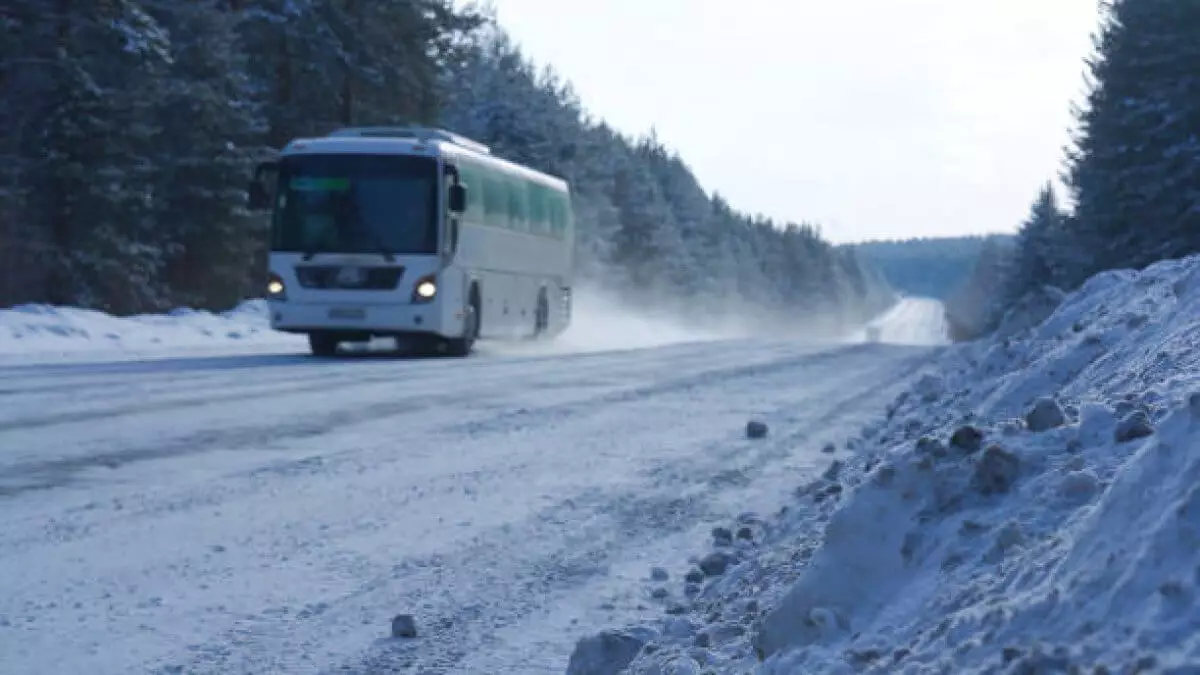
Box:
left=0, top=342, right=797, bottom=497
left=441, top=343, right=879, bottom=437
left=0, top=340, right=735, bottom=429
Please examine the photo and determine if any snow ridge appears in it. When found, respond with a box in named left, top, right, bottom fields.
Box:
left=0, top=299, right=301, bottom=362
left=572, top=253, right=1200, bottom=674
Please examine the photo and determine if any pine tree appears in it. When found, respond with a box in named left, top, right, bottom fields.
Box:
left=143, top=0, right=269, bottom=310
left=1065, top=0, right=1200, bottom=284
left=0, top=2, right=51, bottom=305
left=23, top=0, right=172, bottom=312
left=1005, top=182, right=1068, bottom=303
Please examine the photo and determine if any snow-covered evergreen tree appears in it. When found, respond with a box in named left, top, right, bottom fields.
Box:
left=14, top=1, right=172, bottom=312
left=143, top=0, right=268, bottom=310
left=1064, top=0, right=1200, bottom=285
left=1005, top=182, right=1069, bottom=302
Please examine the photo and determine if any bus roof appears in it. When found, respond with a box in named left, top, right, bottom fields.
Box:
left=280, top=126, right=569, bottom=192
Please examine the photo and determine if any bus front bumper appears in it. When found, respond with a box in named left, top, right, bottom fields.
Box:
left=268, top=301, right=452, bottom=337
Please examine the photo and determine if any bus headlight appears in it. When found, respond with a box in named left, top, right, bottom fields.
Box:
left=267, top=273, right=287, bottom=300
left=413, top=275, right=437, bottom=302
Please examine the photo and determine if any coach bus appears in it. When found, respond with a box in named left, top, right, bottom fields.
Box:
left=247, top=126, right=574, bottom=357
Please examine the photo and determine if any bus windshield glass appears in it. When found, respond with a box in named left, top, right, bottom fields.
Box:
left=271, top=154, right=439, bottom=256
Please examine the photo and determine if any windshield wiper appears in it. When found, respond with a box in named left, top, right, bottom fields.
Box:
left=364, top=231, right=396, bottom=263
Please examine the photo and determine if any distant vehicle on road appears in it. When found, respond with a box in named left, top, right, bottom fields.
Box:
left=247, top=126, right=574, bottom=357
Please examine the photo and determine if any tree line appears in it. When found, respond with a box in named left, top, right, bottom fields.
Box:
left=851, top=235, right=1006, bottom=301
left=0, top=1, right=893, bottom=332
left=946, top=0, right=1200, bottom=340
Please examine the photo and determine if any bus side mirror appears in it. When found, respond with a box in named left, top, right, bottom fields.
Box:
left=247, top=161, right=278, bottom=211
left=449, top=184, right=466, bottom=213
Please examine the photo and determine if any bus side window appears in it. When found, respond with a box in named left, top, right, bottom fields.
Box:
left=527, top=183, right=546, bottom=235
left=548, top=193, right=564, bottom=238
left=483, top=170, right=507, bottom=228
left=507, top=176, right=528, bottom=232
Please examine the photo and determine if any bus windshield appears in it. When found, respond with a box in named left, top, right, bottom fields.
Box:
left=271, top=154, right=439, bottom=257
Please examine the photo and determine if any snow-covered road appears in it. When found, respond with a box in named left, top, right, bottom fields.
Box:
left=0, top=328, right=938, bottom=674
left=855, top=296, right=949, bottom=346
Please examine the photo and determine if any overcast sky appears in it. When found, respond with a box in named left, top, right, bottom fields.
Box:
left=474, top=0, right=1101, bottom=244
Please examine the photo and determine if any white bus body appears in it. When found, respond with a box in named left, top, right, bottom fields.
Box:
left=248, top=127, right=574, bottom=356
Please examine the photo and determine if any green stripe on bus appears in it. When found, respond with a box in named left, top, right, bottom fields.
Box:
left=292, top=177, right=351, bottom=191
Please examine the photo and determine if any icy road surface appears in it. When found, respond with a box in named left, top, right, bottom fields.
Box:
left=853, top=296, right=948, bottom=346
left=0, top=337, right=936, bottom=674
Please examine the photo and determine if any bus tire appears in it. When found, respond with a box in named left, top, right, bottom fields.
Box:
left=446, top=287, right=480, bottom=357
left=308, top=332, right=339, bottom=357
left=533, top=288, right=549, bottom=338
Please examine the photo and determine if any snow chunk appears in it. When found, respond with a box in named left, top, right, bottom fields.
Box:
left=1077, top=402, right=1117, bottom=446
left=745, top=420, right=769, bottom=439
left=710, top=527, right=733, bottom=547
left=948, top=425, right=984, bottom=453
left=390, top=614, right=418, bottom=639
left=567, top=629, right=651, bottom=675
left=914, top=373, right=945, bottom=402
left=971, top=445, right=1021, bottom=495
left=698, top=551, right=736, bottom=577
left=1115, top=410, right=1154, bottom=443
left=1026, top=396, right=1067, bottom=432
left=1060, top=468, right=1101, bottom=501
left=662, top=617, right=697, bottom=640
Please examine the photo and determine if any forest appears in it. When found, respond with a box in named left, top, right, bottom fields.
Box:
left=850, top=235, right=1008, bottom=300
left=945, top=0, right=1200, bottom=340
left=0, top=1, right=894, bottom=333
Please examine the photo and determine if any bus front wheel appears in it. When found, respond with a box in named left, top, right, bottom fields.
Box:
left=308, top=332, right=339, bottom=357
left=446, top=292, right=480, bottom=357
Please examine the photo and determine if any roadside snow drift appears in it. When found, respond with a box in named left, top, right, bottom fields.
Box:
left=0, top=300, right=301, bottom=360
left=577, top=254, right=1200, bottom=674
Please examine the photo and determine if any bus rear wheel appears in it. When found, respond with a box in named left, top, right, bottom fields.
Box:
left=533, top=289, right=549, bottom=338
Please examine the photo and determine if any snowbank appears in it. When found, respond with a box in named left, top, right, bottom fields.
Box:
left=569, top=254, right=1200, bottom=674
left=0, top=299, right=302, bottom=362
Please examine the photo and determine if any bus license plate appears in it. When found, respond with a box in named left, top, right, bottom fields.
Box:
left=328, top=307, right=365, bottom=320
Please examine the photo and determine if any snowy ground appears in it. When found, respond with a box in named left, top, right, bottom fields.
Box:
left=0, top=296, right=945, bottom=674
left=593, top=256, right=1200, bottom=675
left=0, top=299, right=304, bottom=366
